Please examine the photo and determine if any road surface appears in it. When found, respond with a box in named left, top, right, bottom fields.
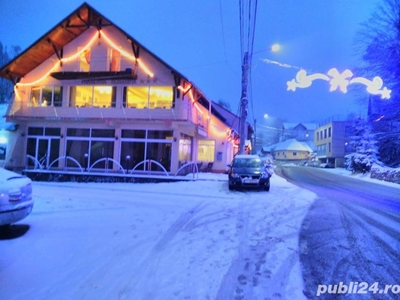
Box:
left=277, top=166, right=400, bottom=300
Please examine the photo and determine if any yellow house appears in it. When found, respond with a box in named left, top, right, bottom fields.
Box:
left=0, top=3, right=247, bottom=178
left=272, top=138, right=312, bottom=161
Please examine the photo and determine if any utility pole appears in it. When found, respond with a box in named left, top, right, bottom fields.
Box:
left=253, top=118, right=257, bottom=154
left=239, top=52, right=249, bottom=154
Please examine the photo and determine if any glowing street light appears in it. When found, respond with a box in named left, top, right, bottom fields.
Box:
left=270, top=43, right=281, bottom=52
left=253, top=43, right=281, bottom=55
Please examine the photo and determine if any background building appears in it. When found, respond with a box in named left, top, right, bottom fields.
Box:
left=314, top=120, right=353, bottom=167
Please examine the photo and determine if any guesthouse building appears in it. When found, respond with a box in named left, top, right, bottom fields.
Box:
left=0, top=3, right=249, bottom=178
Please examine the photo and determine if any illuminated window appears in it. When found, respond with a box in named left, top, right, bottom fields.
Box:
left=179, top=134, right=192, bottom=161
left=79, top=48, right=91, bottom=72
left=70, top=86, right=116, bottom=108
left=41, top=86, right=52, bottom=107
left=109, top=48, right=121, bottom=72
left=29, top=86, right=63, bottom=107
left=124, top=86, right=149, bottom=108
left=197, top=140, right=215, bottom=162
left=30, top=86, right=40, bottom=107
left=149, top=86, right=173, bottom=109
left=123, top=86, right=174, bottom=109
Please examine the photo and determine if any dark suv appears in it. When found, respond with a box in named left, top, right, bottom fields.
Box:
left=227, top=154, right=272, bottom=191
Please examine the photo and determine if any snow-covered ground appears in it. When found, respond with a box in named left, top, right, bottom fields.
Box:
left=1, top=172, right=318, bottom=300
left=1, top=167, right=399, bottom=300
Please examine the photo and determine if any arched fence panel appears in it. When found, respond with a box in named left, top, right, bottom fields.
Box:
left=175, top=161, right=199, bottom=179
left=130, top=159, right=169, bottom=176
left=88, top=157, right=126, bottom=174
left=47, top=156, right=84, bottom=173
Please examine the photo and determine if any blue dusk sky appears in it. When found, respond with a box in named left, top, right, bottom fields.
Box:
left=0, top=0, right=380, bottom=124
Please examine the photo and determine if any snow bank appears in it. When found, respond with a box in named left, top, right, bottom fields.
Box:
left=370, top=164, right=400, bottom=184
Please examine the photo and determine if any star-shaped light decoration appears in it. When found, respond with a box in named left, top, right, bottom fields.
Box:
left=287, top=79, right=298, bottom=91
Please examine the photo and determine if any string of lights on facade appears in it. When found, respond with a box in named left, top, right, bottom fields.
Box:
left=13, top=29, right=234, bottom=144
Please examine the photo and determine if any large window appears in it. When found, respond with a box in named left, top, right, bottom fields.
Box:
left=120, top=129, right=173, bottom=172
left=197, top=140, right=215, bottom=162
left=123, top=86, right=174, bottom=109
left=70, top=86, right=116, bottom=108
left=26, top=127, right=61, bottom=169
left=29, top=86, right=63, bottom=107
left=65, top=128, right=115, bottom=171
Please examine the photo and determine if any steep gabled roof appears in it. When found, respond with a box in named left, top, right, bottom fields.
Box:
left=0, top=2, right=245, bottom=137
left=0, top=2, right=186, bottom=84
left=282, top=122, right=318, bottom=130
left=273, top=138, right=311, bottom=152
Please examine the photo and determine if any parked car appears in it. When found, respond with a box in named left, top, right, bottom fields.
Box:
left=227, top=154, right=272, bottom=191
left=320, top=162, right=334, bottom=168
left=0, top=168, right=34, bottom=227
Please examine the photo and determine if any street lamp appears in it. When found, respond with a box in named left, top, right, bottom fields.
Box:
left=253, top=43, right=281, bottom=55
left=270, top=44, right=281, bottom=52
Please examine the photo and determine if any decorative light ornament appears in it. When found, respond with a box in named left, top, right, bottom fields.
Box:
left=210, top=122, right=231, bottom=137
left=287, top=68, right=391, bottom=99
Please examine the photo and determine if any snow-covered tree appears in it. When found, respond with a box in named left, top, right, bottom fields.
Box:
left=345, top=118, right=380, bottom=173
left=354, top=0, right=400, bottom=167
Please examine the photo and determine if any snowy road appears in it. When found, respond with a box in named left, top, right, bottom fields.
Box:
left=278, top=166, right=400, bottom=300
left=0, top=174, right=316, bottom=300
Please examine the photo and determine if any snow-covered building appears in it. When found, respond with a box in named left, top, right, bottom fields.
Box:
left=0, top=3, right=249, bottom=176
left=314, top=120, right=353, bottom=167
left=272, top=138, right=313, bottom=161
left=260, top=138, right=313, bottom=162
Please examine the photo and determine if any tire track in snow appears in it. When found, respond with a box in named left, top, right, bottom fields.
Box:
left=117, top=201, right=208, bottom=300
left=301, top=198, right=400, bottom=300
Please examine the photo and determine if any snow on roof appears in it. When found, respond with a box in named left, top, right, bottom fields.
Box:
left=273, top=138, right=311, bottom=152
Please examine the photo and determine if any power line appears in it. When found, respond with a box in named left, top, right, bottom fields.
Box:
left=219, top=0, right=228, bottom=63
left=238, top=0, right=258, bottom=153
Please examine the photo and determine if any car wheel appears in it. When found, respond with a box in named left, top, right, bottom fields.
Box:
left=229, top=183, right=234, bottom=190
left=264, top=182, right=270, bottom=191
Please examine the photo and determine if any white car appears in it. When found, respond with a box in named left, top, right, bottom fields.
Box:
left=0, top=168, right=34, bottom=227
